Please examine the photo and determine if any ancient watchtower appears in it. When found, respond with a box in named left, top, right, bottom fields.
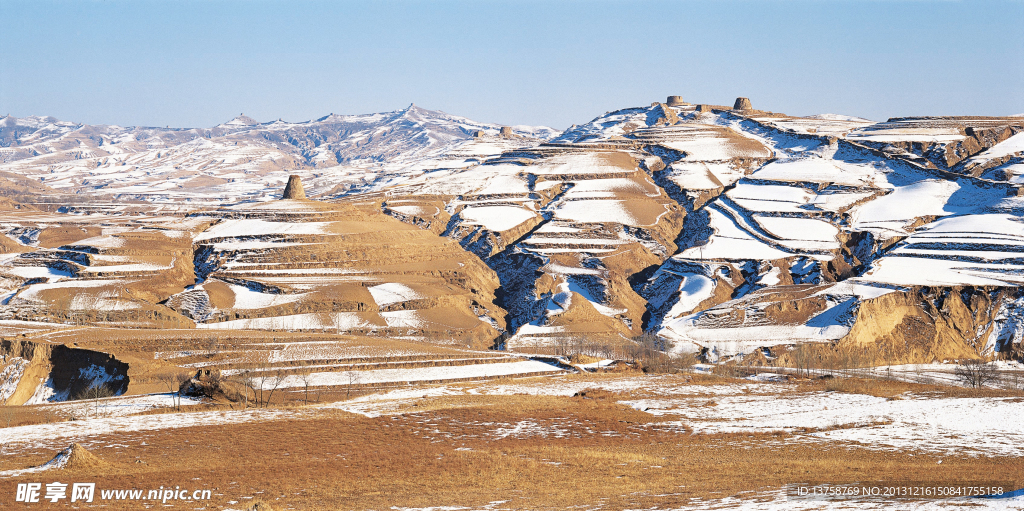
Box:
left=666, top=96, right=688, bottom=107
left=282, top=175, right=306, bottom=200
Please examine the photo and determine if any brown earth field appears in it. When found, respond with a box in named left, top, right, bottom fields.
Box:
left=1, top=373, right=1022, bottom=510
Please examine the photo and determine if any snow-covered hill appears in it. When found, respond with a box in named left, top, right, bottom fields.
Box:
left=1, top=99, right=1023, bottom=365
left=0, top=106, right=557, bottom=202
left=361, top=101, right=1024, bottom=359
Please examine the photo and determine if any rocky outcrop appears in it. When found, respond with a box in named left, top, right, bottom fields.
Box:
left=837, top=286, right=1018, bottom=364
left=0, top=340, right=129, bottom=405
left=846, top=117, right=1024, bottom=174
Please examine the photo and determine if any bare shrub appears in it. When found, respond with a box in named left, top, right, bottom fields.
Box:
left=624, top=334, right=693, bottom=374
left=205, top=337, right=221, bottom=358
left=239, top=365, right=287, bottom=408
left=787, top=344, right=816, bottom=378
left=716, top=364, right=757, bottom=379
left=554, top=336, right=584, bottom=358
left=954, top=360, right=997, bottom=389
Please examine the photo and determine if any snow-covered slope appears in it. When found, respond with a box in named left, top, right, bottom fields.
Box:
left=0, top=106, right=557, bottom=203
left=366, top=102, right=1024, bottom=358
left=1, top=100, right=1024, bottom=364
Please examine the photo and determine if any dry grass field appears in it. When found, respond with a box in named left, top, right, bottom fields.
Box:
left=2, top=372, right=1022, bottom=510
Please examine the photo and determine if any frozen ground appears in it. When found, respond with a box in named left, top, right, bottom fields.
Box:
left=623, top=390, right=1024, bottom=457
left=2, top=370, right=1023, bottom=511
left=385, top=492, right=1024, bottom=511
left=654, top=490, right=1024, bottom=511
left=322, top=375, right=1024, bottom=457
left=0, top=406, right=301, bottom=459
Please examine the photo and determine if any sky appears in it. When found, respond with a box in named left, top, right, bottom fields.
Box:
left=1, top=0, right=1022, bottom=130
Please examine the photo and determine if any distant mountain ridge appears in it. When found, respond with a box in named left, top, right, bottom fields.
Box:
left=0, top=105, right=558, bottom=166
left=0, top=105, right=558, bottom=201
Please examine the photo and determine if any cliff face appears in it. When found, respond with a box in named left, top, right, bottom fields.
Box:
left=838, top=287, right=1020, bottom=364
left=0, top=340, right=129, bottom=405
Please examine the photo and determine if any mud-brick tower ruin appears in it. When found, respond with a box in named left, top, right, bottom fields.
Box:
left=282, top=174, right=306, bottom=200
left=733, top=97, right=753, bottom=111
left=666, top=96, right=689, bottom=107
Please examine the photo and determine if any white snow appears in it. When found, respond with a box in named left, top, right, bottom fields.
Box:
left=852, top=180, right=959, bottom=235
left=625, top=390, right=1024, bottom=457
left=966, top=132, right=1024, bottom=165
left=661, top=321, right=851, bottom=356
left=750, top=158, right=887, bottom=188
left=368, top=283, right=423, bottom=307
left=1, top=266, right=75, bottom=281
left=858, top=257, right=1024, bottom=287
left=229, top=284, right=307, bottom=310
left=270, top=360, right=564, bottom=391
left=0, top=408, right=300, bottom=458
left=381, top=310, right=426, bottom=328
left=666, top=274, right=716, bottom=318
left=553, top=200, right=644, bottom=225
left=194, top=219, right=331, bottom=241
left=0, top=357, right=29, bottom=403
left=677, top=207, right=793, bottom=261
left=858, top=214, right=1024, bottom=286
left=16, top=279, right=124, bottom=302
left=213, top=240, right=310, bottom=251
left=847, top=127, right=965, bottom=143
left=805, top=113, right=874, bottom=122
left=458, top=205, right=537, bottom=232
left=198, top=312, right=371, bottom=331
left=727, top=183, right=818, bottom=213
left=754, top=215, right=839, bottom=242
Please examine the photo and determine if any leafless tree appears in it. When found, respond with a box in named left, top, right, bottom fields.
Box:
left=76, top=385, right=116, bottom=416
left=261, top=370, right=286, bottom=408
left=346, top=371, right=361, bottom=399
left=157, top=371, right=191, bottom=411
left=1004, top=370, right=1023, bottom=390
left=955, top=360, right=998, bottom=389
left=298, top=371, right=314, bottom=405
left=229, top=370, right=257, bottom=409
left=252, top=368, right=273, bottom=407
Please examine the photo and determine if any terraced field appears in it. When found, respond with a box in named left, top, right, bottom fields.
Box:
left=0, top=98, right=1022, bottom=403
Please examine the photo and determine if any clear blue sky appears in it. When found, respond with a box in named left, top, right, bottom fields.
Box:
left=1, top=0, right=1022, bottom=130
